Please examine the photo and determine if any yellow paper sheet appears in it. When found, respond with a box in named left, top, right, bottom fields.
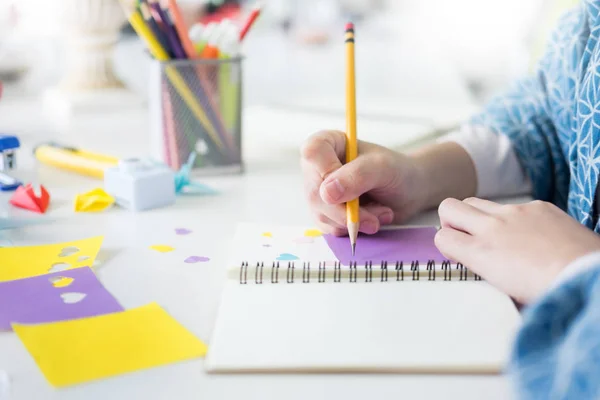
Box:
left=13, top=302, right=208, bottom=388
left=0, top=237, right=103, bottom=282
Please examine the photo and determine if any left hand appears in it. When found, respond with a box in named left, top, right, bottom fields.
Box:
left=434, top=198, right=600, bottom=304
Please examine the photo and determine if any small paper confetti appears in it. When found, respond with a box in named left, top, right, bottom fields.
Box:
left=262, top=244, right=272, bottom=248
left=304, top=229, right=322, bottom=237
left=276, top=253, right=300, bottom=261
left=150, top=245, right=175, bottom=253
left=262, top=232, right=273, bottom=238
left=184, top=256, right=210, bottom=264
left=175, top=228, right=192, bottom=235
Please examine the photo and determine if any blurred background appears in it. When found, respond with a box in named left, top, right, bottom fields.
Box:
left=0, top=0, right=578, bottom=163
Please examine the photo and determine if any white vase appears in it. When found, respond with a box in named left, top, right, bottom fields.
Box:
left=57, top=0, right=126, bottom=90
left=43, top=0, right=143, bottom=126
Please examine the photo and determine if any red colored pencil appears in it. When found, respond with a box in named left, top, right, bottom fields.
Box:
left=239, top=3, right=261, bottom=41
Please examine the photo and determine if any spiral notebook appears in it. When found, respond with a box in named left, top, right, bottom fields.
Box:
left=205, top=224, right=521, bottom=374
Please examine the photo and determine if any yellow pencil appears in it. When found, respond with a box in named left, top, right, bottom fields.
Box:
left=122, top=3, right=226, bottom=152
left=345, top=22, right=359, bottom=255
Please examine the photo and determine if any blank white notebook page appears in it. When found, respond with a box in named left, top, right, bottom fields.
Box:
left=206, top=280, right=521, bottom=373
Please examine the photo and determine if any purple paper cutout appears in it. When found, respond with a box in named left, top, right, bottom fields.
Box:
left=184, top=256, right=210, bottom=263
left=323, top=227, right=447, bottom=264
left=0, top=267, right=123, bottom=331
left=175, top=228, right=192, bottom=235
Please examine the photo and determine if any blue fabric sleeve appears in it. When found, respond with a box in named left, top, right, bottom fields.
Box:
left=469, top=8, right=587, bottom=210
left=509, top=265, right=600, bottom=399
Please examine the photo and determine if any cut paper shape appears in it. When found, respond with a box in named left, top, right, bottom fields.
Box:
left=276, top=253, right=300, bottom=261
left=262, top=244, right=271, bottom=248
left=323, top=227, right=447, bottom=265
left=0, top=267, right=123, bottom=331
left=58, top=247, right=79, bottom=257
left=77, top=256, right=90, bottom=262
left=13, top=303, right=208, bottom=387
left=9, top=184, right=50, bottom=213
left=74, top=188, right=115, bottom=212
left=50, top=277, right=74, bottom=288
left=0, top=236, right=103, bottom=282
left=174, top=152, right=218, bottom=195
left=293, top=237, right=315, bottom=244
left=304, top=229, right=322, bottom=237
left=150, top=245, right=174, bottom=253
left=175, top=228, right=192, bottom=235
left=184, top=256, right=210, bottom=263
left=48, top=263, right=70, bottom=273
left=60, top=292, right=87, bottom=304
left=262, top=232, right=272, bottom=238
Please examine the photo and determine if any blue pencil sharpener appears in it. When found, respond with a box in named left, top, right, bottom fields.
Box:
left=0, top=135, right=20, bottom=171
left=104, top=158, right=176, bottom=211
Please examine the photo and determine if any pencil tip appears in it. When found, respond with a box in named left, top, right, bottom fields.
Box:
left=351, top=243, right=356, bottom=256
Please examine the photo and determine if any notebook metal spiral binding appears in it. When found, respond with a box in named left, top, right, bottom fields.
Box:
left=238, top=261, right=481, bottom=284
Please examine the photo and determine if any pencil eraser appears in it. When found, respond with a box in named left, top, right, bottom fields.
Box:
left=345, top=22, right=354, bottom=31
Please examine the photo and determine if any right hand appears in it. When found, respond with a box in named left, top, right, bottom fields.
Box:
left=300, top=130, right=426, bottom=236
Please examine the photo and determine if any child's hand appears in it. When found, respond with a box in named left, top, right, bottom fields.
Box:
left=435, top=198, right=600, bottom=303
left=301, top=130, right=425, bottom=236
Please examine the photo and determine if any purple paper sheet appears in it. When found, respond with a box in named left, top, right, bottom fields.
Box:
left=323, top=227, right=447, bottom=264
left=0, top=267, right=123, bottom=331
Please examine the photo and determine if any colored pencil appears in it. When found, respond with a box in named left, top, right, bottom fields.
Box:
left=164, top=0, right=234, bottom=157
left=139, top=1, right=172, bottom=57
left=239, top=2, right=261, bottom=41
left=149, top=0, right=186, bottom=59
left=121, top=3, right=226, bottom=152
left=166, top=0, right=199, bottom=58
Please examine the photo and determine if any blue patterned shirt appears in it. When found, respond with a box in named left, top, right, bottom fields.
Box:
left=510, top=265, right=600, bottom=399
left=470, top=2, right=600, bottom=398
left=472, top=1, right=600, bottom=228
left=471, top=0, right=600, bottom=399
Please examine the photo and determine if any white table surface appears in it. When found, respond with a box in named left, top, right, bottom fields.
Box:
left=0, top=93, right=517, bottom=400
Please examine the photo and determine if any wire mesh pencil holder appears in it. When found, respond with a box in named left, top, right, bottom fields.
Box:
left=149, top=57, right=243, bottom=175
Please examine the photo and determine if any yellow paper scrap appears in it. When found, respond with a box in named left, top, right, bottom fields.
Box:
left=0, top=237, right=103, bottom=282
left=304, top=229, right=323, bottom=237
left=150, top=245, right=174, bottom=253
left=74, top=188, right=115, bottom=212
left=13, top=302, right=207, bottom=388
left=262, top=232, right=272, bottom=238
